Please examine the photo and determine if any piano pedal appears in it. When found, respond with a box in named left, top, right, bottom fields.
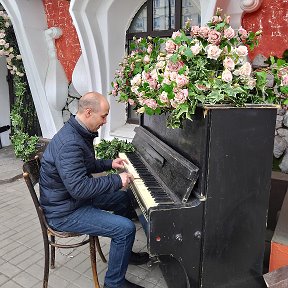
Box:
left=147, top=256, right=161, bottom=268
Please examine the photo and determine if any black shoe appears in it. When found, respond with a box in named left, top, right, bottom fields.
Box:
left=129, top=251, right=149, bottom=265
left=103, top=279, right=144, bottom=288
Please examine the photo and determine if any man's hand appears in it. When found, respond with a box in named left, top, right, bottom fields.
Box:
left=112, top=158, right=128, bottom=170
left=119, top=172, right=134, bottom=189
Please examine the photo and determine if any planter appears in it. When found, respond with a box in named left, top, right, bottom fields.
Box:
left=143, top=104, right=277, bottom=288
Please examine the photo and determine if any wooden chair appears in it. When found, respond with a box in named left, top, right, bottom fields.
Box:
left=22, top=155, right=107, bottom=288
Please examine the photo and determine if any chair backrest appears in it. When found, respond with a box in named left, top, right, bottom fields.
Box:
left=22, top=155, right=49, bottom=232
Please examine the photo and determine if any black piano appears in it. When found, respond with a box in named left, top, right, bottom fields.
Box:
left=121, top=105, right=277, bottom=288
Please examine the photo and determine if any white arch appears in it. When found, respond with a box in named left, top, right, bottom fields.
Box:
left=70, top=0, right=145, bottom=140
left=0, top=0, right=67, bottom=139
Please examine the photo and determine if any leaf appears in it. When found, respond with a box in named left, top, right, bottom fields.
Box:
left=277, top=59, right=286, bottom=67
left=184, top=47, right=193, bottom=59
left=170, top=54, right=178, bottom=63
left=280, top=86, right=288, bottom=94
left=206, top=90, right=224, bottom=104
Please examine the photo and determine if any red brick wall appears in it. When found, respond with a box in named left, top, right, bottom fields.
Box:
left=242, top=0, right=288, bottom=60
left=43, top=0, right=81, bottom=82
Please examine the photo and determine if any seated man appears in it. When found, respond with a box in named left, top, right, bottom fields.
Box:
left=39, top=92, right=148, bottom=288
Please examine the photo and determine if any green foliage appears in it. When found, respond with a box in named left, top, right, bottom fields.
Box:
left=261, top=50, right=288, bottom=106
left=94, top=138, right=135, bottom=160
left=10, top=75, right=39, bottom=161
left=0, top=9, right=39, bottom=161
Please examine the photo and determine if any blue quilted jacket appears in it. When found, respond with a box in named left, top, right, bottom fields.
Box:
left=39, top=116, right=122, bottom=219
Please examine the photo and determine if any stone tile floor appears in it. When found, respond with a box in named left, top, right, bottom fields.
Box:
left=0, top=146, right=168, bottom=288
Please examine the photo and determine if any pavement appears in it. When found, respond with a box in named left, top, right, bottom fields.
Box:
left=0, top=146, right=167, bottom=288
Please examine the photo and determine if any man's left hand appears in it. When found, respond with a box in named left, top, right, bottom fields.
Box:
left=112, top=158, right=128, bottom=170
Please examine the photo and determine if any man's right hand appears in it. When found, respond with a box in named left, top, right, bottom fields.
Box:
left=119, top=172, right=134, bottom=189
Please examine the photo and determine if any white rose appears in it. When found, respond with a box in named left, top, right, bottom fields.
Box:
left=206, top=44, right=222, bottom=60
left=236, top=46, right=248, bottom=57
left=131, top=74, right=142, bottom=86
left=191, top=43, right=201, bottom=55
left=222, top=69, right=233, bottom=82
left=223, top=57, right=235, bottom=71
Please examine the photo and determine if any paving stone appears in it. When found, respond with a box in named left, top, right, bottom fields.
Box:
left=13, top=270, right=39, bottom=288
left=0, top=273, right=9, bottom=286
left=0, top=261, right=21, bottom=278
left=0, top=280, right=23, bottom=288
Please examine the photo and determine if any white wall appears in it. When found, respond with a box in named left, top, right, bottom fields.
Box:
left=0, top=56, right=10, bottom=146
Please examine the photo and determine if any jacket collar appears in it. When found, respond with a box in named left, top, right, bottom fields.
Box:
left=68, top=115, right=98, bottom=140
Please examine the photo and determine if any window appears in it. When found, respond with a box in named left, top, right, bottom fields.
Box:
left=126, top=0, right=201, bottom=124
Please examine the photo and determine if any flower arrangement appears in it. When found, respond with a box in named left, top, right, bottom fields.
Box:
left=111, top=8, right=265, bottom=128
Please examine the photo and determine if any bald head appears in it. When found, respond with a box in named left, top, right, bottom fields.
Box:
left=78, top=92, right=108, bottom=114
left=76, top=92, right=110, bottom=132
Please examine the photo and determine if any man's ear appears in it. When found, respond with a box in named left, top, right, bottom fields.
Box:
left=85, top=108, right=92, bottom=118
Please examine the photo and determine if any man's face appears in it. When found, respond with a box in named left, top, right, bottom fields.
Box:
left=86, top=102, right=109, bottom=132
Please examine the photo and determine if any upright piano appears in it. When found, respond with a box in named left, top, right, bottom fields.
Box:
left=121, top=105, right=277, bottom=288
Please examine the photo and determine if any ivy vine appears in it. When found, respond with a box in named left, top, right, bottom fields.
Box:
left=0, top=9, right=39, bottom=161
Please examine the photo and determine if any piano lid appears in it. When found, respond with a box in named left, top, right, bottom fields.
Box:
left=132, top=126, right=199, bottom=203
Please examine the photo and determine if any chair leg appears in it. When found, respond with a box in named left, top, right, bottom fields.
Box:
left=89, top=236, right=100, bottom=288
left=95, top=236, right=107, bottom=263
left=50, top=235, right=55, bottom=269
left=43, top=235, right=50, bottom=288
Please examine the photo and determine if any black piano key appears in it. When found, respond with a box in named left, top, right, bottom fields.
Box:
left=126, top=152, right=174, bottom=205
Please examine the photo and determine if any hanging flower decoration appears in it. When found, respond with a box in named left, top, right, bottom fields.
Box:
left=0, top=10, right=24, bottom=77
left=111, top=8, right=267, bottom=128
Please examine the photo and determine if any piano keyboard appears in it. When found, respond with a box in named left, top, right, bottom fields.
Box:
left=119, top=152, right=174, bottom=212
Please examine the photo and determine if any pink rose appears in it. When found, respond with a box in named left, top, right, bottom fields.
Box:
left=206, top=44, right=222, bottom=60
left=191, top=43, right=201, bottom=55
left=198, top=26, right=210, bottom=38
left=225, top=16, right=231, bottom=24
left=144, top=99, right=158, bottom=109
left=147, top=44, right=153, bottom=54
left=143, top=55, right=150, bottom=64
left=238, top=26, right=248, bottom=40
left=171, top=89, right=188, bottom=108
left=165, top=39, right=178, bottom=53
left=190, top=26, right=200, bottom=36
left=281, top=74, right=288, bottom=86
left=207, top=30, right=222, bottom=45
left=246, top=78, right=256, bottom=89
left=172, top=31, right=182, bottom=39
left=176, top=74, right=189, bottom=88
left=211, top=16, right=222, bottom=24
left=160, top=91, right=169, bottom=104
left=238, top=62, right=252, bottom=77
left=222, top=69, right=233, bottom=82
left=167, top=60, right=184, bottom=72
left=223, top=57, right=235, bottom=71
left=224, top=26, right=235, bottom=40
left=236, top=45, right=248, bottom=57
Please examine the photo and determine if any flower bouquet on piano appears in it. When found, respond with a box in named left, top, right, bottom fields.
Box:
left=110, top=8, right=271, bottom=129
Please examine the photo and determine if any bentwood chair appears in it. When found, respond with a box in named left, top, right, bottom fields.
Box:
left=22, top=155, right=107, bottom=288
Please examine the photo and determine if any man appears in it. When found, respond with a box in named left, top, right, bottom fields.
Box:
left=39, top=92, right=148, bottom=288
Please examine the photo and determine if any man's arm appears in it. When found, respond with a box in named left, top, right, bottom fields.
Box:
left=55, top=142, right=122, bottom=199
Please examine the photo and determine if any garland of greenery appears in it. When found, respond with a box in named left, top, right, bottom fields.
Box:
left=95, top=138, right=135, bottom=160
left=95, top=138, right=135, bottom=173
left=0, top=9, right=38, bottom=161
